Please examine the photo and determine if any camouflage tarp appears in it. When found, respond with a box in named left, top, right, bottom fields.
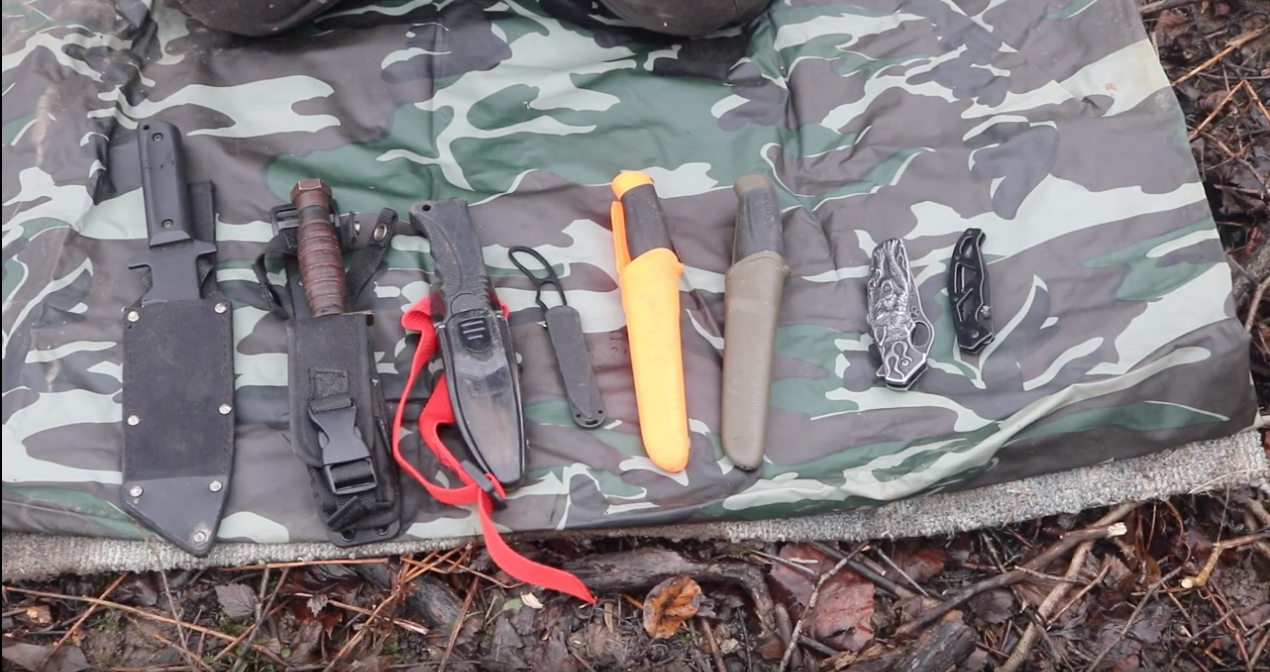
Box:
left=2, top=0, right=1260, bottom=546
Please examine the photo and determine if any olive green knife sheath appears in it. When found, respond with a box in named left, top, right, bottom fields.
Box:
left=721, top=250, right=790, bottom=470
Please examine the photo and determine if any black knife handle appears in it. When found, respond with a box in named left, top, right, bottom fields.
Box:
left=292, top=179, right=347, bottom=317
left=408, top=198, right=497, bottom=318
left=138, top=120, right=195, bottom=247
left=948, top=228, right=994, bottom=354
left=733, top=173, right=783, bottom=261
left=619, top=182, right=673, bottom=259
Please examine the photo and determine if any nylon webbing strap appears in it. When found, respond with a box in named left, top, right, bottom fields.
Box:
left=391, top=295, right=596, bottom=604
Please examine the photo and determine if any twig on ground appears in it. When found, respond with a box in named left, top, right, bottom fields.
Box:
left=1048, top=563, right=1110, bottom=624
left=1173, top=26, right=1270, bottom=87
left=1084, top=567, right=1185, bottom=672
left=799, top=635, right=840, bottom=657
left=324, top=563, right=413, bottom=672
left=49, top=572, right=127, bottom=655
left=1234, top=492, right=1270, bottom=529
left=437, top=574, right=480, bottom=672
left=1243, top=80, right=1270, bottom=128
left=215, top=568, right=290, bottom=669
left=809, top=542, right=908, bottom=598
left=778, top=555, right=855, bottom=672
left=700, top=617, right=728, bottom=672
left=3, top=586, right=287, bottom=665
left=1245, top=278, right=1269, bottom=333
left=325, top=599, right=430, bottom=635
left=873, top=546, right=930, bottom=597
left=225, top=558, right=388, bottom=571
left=895, top=508, right=1133, bottom=638
left=1182, top=531, right=1270, bottom=589
left=1249, top=629, right=1268, bottom=672
left=774, top=603, right=801, bottom=672
left=1190, top=84, right=1244, bottom=141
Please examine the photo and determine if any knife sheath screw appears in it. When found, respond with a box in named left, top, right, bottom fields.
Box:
left=192, top=530, right=208, bottom=544
left=209, top=480, right=223, bottom=492
left=129, top=485, right=143, bottom=498
left=218, top=403, right=232, bottom=415
left=979, top=305, right=991, bottom=319
left=126, top=310, right=140, bottom=322
left=126, top=415, right=140, bottom=426
left=214, top=302, right=229, bottom=314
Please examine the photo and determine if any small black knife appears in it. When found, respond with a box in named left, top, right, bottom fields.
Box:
left=948, top=228, right=994, bottom=354
left=127, top=120, right=217, bottom=304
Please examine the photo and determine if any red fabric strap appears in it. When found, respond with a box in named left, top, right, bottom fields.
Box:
left=391, top=296, right=595, bottom=604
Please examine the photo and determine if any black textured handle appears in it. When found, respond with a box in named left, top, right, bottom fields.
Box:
left=292, top=179, right=346, bottom=317
left=620, top=183, right=673, bottom=259
left=733, top=173, right=783, bottom=261
left=408, top=199, right=495, bottom=317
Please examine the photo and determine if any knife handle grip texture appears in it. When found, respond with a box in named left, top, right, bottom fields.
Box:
left=137, top=119, right=195, bottom=247
left=613, top=172, right=673, bottom=259
left=291, top=179, right=347, bottom=317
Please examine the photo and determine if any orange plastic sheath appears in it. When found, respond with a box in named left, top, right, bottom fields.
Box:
left=610, top=172, right=690, bottom=473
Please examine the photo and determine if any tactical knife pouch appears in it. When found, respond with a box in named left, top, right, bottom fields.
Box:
left=254, top=208, right=405, bottom=546
left=120, top=181, right=236, bottom=558
left=287, top=313, right=402, bottom=545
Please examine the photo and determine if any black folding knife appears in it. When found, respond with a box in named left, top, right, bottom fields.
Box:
left=948, top=228, right=993, bottom=354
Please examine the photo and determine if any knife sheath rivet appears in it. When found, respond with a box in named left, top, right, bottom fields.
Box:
left=192, top=530, right=208, bottom=544
left=126, top=310, right=140, bottom=322
left=129, top=485, right=143, bottom=498
left=214, top=302, right=229, bottom=314
left=209, top=480, right=223, bottom=492
left=126, top=415, right=140, bottom=426
left=218, top=403, right=232, bottom=415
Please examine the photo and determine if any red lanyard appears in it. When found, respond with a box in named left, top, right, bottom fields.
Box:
left=391, top=295, right=596, bottom=604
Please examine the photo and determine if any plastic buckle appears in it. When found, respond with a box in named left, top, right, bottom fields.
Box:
left=310, top=405, right=378, bottom=497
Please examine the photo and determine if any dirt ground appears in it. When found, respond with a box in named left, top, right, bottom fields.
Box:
left=3, top=2, right=1268, bottom=671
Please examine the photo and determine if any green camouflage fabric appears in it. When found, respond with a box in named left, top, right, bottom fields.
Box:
left=2, top=0, right=1259, bottom=546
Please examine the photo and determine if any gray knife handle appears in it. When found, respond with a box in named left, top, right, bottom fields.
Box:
left=721, top=250, right=790, bottom=470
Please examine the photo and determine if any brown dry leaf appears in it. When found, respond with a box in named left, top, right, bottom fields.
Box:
left=642, top=576, right=703, bottom=639
left=0, top=641, right=90, bottom=672
left=968, top=588, right=1014, bottom=624
left=891, top=545, right=947, bottom=584
left=768, top=544, right=875, bottom=653
left=1015, top=580, right=1051, bottom=609
left=287, top=619, right=324, bottom=665
left=307, top=592, right=329, bottom=617
left=1154, top=10, right=1192, bottom=43
left=24, top=605, right=51, bottom=625
left=214, top=583, right=258, bottom=620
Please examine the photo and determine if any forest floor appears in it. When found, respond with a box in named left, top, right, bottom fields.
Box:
left=3, top=2, right=1268, bottom=671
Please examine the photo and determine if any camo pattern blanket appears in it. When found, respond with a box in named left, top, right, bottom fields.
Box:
left=2, top=0, right=1258, bottom=545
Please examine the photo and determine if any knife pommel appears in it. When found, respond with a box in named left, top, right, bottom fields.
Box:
left=291, top=179, right=346, bottom=317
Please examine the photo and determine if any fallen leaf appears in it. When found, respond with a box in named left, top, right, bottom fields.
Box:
left=214, top=583, right=258, bottom=620
left=25, top=605, right=51, bottom=625
left=1014, top=580, right=1052, bottom=609
left=347, top=655, right=387, bottom=672
left=768, top=544, right=876, bottom=652
left=1100, top=555, right=1135, bottom=592
left=521, top=592, right=544, bottom=610
left=287, top=619, right=324, bottom=665
left=1154, top=10, right=1192, bottom=43
left=968, top=589, right=1014, bottom=624
left=891, top=545, right=947, bottom=584
left=958, top=648, right=990, bottom=672
left=1, top=641, right=90, bottom=672
left=307, top=592, right=329, bottom=617
left=642, top=576, right=702, bottom=638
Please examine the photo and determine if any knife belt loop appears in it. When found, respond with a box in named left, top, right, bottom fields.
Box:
left=392, top=295, right=597, bottom=605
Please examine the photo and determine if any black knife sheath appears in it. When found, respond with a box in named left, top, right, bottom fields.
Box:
left=120, top=119, right=235, bottom=557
